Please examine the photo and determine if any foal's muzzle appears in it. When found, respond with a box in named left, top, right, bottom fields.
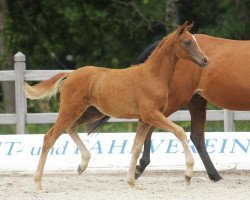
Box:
left=199, top=56, right=209, bottom=68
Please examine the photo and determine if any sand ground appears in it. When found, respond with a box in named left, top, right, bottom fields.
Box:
left=0, top=170, right=249, bottom=200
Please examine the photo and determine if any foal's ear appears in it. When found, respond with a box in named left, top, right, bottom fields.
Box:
left=176, top=21, right=188, bottom=35
left=186, top=21, right=194, bottom=31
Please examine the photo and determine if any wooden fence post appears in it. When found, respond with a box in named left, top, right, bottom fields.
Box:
left=223, top=109, right=235, bottom=132
left=14, top=52, right=27, bottom=134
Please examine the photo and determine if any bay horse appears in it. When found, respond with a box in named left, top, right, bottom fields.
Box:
left=86, top=34, right=250, bottom=182
left=24, top=22, right=208, bottom=189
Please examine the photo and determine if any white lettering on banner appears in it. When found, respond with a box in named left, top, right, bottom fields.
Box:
left=0, top=132, right=249, bottom=172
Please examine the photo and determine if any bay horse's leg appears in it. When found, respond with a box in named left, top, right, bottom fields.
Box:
left=135, top=127, right=154, bottom=180
left=127, top=121, right=152, bottom=187
left=187, top=94, right=222, bottom=181
left=67, top=126, right=91, bottom=175
left=34, top=105, right=88, bottom=189
left=142, top=111, right=194, bottom=182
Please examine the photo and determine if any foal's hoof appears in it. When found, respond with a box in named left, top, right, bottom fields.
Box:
left=77, top=165, right=85, bottom=175
left=34, top=175, right=42, bottom=190
left=185, top=175, right=192, bottom=184
left=127, top=179, right=136, bottom=188
left=34, top=180, right=42, bottom=190
left=135, top=165, right=142, bottom=180
left=36, top=182, right=42, bottom=190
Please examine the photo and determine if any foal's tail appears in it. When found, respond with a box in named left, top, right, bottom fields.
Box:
left=24, top=72, right=70, bottom=100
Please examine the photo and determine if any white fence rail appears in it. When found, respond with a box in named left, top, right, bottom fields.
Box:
left=0, top=52, right=249, bottom=134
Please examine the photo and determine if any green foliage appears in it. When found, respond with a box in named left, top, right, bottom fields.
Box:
left=4, top=0, right=166, bottom=70
left=0, top=125, right=15, bottom=135
left=179, top=0, right=247, bottom=39
left=26, top=124, right=52, bottom=134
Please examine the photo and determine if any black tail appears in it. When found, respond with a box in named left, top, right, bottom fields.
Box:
left=87, top=41, right=160, bottom=134
left=87, top=116, right=111, bottom=135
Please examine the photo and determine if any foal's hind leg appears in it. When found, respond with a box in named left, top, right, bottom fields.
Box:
left=127, top=121, right=152, bottom=187
left=66, top=108, right=107, bottom=174
left=142, top=110, right=194, bottom=182
left=34, top=105, right=88, bottom=189
left=67, top=126, right=91, bottom=175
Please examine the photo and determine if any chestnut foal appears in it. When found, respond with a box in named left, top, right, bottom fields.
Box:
left=24, top=22, right=208, bottom=189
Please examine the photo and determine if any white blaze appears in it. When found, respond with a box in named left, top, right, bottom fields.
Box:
left=192, top=35, right=198, bottom=44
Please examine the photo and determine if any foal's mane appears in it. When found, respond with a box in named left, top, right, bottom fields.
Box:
left=130, top=31, right=178, bottom=69
left=144, top=30, right=179, bottom=65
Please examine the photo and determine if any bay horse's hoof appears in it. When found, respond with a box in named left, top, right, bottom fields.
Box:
left=77, top=164, right=85, bottom=175
left=209, top=173, right=223, bottom=182
left=127, top=179, right=136, bottom=188
left=185, top=175, right=192, bottom=184
left=135, top=165, right=142, bottom=180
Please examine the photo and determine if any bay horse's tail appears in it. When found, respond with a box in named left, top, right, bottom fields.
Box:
left=24, top=72, right=70, bottom=100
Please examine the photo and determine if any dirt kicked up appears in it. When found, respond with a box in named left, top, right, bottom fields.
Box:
left=0, top=170, right=249, bottom=200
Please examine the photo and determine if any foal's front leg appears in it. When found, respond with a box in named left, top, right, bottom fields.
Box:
left=127, top=121, right=152, bottom=187
left=142, top=110, right=194, bottom=182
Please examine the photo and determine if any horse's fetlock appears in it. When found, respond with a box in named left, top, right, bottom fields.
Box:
left=34, top=173, right=41, bottom=183
left=186, top=159, right=195, bottom=167
left=84, top=152, right=91, bottom=161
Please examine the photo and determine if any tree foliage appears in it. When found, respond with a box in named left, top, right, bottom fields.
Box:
left=4, top=0, right=167, bottom=69
left=2, top=0, right=250, bottom=70
left=179, top=0, right=250, bottom=39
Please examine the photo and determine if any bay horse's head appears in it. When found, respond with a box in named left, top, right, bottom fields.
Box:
left=174, top=21, right=209, bottom=68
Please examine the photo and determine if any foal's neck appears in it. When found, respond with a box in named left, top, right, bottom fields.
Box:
left=145, top=33, right=179, bottom=87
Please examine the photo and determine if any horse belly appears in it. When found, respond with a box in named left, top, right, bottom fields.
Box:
left=94, top=102, right=140, bottom=119
left=93, top=89, right=140, bottom=119
left=199, top=66, right=250, bottom=110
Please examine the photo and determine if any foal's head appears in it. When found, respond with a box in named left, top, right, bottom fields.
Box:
left=174, top=21, right=209, bottom=67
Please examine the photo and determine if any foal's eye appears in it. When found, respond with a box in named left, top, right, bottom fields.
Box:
left=184, top=40, right=192, bottom=46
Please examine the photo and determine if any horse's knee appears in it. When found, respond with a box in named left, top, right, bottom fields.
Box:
left=174, top=126, right=187, bottom=141
left=176, top=126, right=185, bottom=134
